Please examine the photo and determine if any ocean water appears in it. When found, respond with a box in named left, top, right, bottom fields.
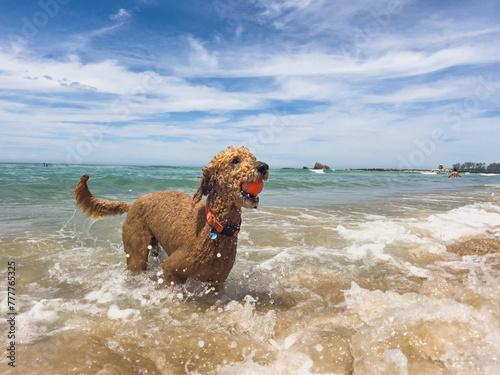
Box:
left=1, top=163, right=500, bottom=374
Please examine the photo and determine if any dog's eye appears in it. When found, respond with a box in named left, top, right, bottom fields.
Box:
left=231, top=158, right=240, bottom=165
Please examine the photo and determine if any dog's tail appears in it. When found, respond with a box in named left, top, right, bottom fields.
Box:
left=73, top=174, right=131, bottom=220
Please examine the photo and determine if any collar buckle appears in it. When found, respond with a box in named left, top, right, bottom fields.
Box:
left=220, top=225, right=239, bottom=237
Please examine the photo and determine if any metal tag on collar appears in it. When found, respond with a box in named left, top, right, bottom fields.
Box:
left=209, top=215, right=218, bottom=240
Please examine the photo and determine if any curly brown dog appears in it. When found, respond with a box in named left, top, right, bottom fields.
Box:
left=73, top=146, right=269, bottom=289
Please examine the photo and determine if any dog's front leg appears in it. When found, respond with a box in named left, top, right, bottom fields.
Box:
left=161, top=250, right=191, bottom=286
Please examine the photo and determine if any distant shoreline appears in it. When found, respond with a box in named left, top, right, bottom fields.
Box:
left=284, top=167, right=454, bottom=173
left=345, top=168, right=452, bottom=173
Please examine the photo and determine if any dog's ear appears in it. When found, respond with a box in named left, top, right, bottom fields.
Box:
left=193, top=166, right=214, bottom=204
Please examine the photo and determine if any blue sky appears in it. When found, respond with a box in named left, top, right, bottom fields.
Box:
left=0, top=0, right=499, bottom=168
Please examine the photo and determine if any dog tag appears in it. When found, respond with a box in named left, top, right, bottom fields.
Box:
left=210, top=232, right=218, bottom=240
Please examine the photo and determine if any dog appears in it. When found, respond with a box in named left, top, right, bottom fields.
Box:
left=73, top=146, right=269, bottom=289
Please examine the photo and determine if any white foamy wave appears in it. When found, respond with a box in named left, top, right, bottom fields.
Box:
left=413, top=203, right=500, bottom=241
left=224, top=295, right=276, bottom=341
left=217, top=349, right=337, bottom=375
left=344, top=282, right=472, bottom=324
left=336, top=203, right=500, bottom=247
left=107, top=304, right=140, bottom=320
left=341, top=242, right=389, bottom=261
left=344, top=282, right=500, bottom=374
left=12, top=298, right=60, bottom=344
left=336, top=220, right=424, bottom=246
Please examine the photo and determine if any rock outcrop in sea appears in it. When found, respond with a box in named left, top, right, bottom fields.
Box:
left=303, top=162, right=332, bottom=170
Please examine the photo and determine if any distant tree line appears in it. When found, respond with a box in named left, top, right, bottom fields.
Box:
left=452, top=162, right=500, bottom=173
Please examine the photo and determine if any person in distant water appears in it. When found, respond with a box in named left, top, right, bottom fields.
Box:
left=448, top=168, right=461, bottom=178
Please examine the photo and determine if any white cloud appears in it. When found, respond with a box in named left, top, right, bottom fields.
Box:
left=110, top=9, right=131, bottom=22
left=0, top=46, right=262, bottom=115
left=255, top=0, right=313, bottom=18
left=173, top=42, right=500, bottom=80
left=186, top=37, right=218, bottom=72
left=367, top=77, right=480, bottom=104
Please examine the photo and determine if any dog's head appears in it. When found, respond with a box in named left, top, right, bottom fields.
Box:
left=193, top=146, right=269, bottom=209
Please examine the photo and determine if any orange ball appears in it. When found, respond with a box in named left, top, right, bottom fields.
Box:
left=241, top=180, right=264, bottom=196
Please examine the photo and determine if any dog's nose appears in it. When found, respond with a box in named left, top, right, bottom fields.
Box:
left=257, top=163, right=269, bottom=175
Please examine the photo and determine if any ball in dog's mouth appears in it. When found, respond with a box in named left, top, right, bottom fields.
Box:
left=241, top=180, right=264, bottom=197
left=240, top=180, right=263, bottom=208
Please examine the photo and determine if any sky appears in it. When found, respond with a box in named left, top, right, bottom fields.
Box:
left=0, top=0, right=499, bottom=168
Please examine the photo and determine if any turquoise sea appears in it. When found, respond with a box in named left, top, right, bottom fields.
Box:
left=1, top=163, right=500, bottom=374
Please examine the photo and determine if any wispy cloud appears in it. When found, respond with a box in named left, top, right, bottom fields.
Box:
left=110, top=9, right=131, bottom=22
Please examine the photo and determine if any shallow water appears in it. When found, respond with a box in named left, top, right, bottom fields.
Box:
left=1, top=164, right=500, bottom=374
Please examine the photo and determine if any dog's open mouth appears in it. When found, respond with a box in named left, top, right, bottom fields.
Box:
left=241, top=189, right=258, bottom=199
left=241, top=190, right=259, bottom=208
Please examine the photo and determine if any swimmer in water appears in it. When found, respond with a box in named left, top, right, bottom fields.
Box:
left=448, top=168, right=461, bottom=178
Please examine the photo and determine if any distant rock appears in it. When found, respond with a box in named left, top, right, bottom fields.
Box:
left=313, top=162, right=331, bottom=170
left=303, top=163, right=332, bottom=170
